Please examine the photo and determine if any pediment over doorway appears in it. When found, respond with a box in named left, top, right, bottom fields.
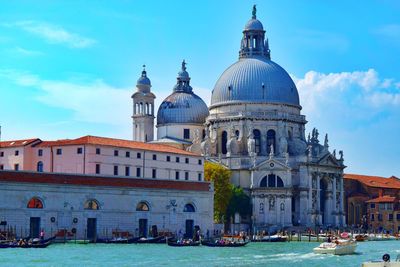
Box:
left=251, top=158, right=290, bottom=172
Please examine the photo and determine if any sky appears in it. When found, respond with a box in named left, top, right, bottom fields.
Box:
left=0, top=0, right=399, bottom=177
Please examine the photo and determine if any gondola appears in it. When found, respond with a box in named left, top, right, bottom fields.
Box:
left=201, top=240, right=249, bottom=247
left=95, top=237, right=140, bottom=244
left=134, top=236, right=166, bottom=244
left=0, top=241, right=52, bottom=248
left=167, top=239, right=200, bottom=247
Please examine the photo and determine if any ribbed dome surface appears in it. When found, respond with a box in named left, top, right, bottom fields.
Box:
left=210, top=57, right=300, bottom=107
left=244, top=19, right=264, bottom=31
left=157, top=92, right=209, bottom=125
left=137, top=76, right=151, bottom=86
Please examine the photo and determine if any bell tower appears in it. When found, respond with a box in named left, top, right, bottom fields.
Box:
left=132, top=65, right=156, bottom=142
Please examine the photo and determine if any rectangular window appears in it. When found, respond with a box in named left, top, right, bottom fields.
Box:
left=183, top=129, right=190, bottom=139
left=198, top=159, right=202, bottom=165
left=56, top=148, right=62, bottom=155
left=125, top=166, right=130, bottom=176
left=166, top=156, right=171, bottom=162
left=175, top=171, right=180, bottom=180
left=198, top=173, right=202, bottom=181
left=114, top=150, right=119, bottom=156
left=38, top=149, right=43, bottom=157
left=126, top=151, right=130, bottom=158
left=397, top=213, right=400, bottom=221
left=113, top=165, right=118, bottom=176
left=378, top=214, right=383, bottom=221
left=0, top=151, right=3, bottom=157
left=137, top=152, right=141, bottom=159
left=185, top=171, right=189, bottom=180
left=95, top=164, right=100, bottom=174
left=370, top=203, right=375, bottom=209
left=389, top=214, right=393, bottom=221
left=96, top=148, right=101, bottom=155
left=0, top=165, right=3, bottom=170
left=15, top=150, right=19, bottom=156
left=153, top=154, right=157, bottom=160
left=136, top=167, right=141, bottom=177
left=386, top=203, right=393, bottom=210
left=77, top=147, right=83, bottom=154
left=152, top=169, right=156, bottom=179
left=371, top=214, right=375, bottom=221
left=176, top=157, right=180, bottom=163
left=14, top=164, right=19, bottom=171
left=185, top=158, right=189, bottom=164
left=379, top=203, right=385, bottom=210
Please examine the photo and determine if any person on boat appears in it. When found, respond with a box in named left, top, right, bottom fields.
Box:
left=327, top=236, right=331, bottom=243
left=40, top=229, right=45, bottom=240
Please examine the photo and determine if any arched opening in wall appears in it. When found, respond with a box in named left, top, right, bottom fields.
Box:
left=253, top=129, right=261, bottom=154
left=320, top=179, right=327, bottom=225
left=267, top=130, right=276, bottom=154
left=149, top=103, right=153, bottom=115
left=136, top=201, right=150, bottom=211
left=184, top=203, right=196, bottom=212
left=27, top=197, right=43, bottom=209
left=37, top=161, right=43, bottom=172
left=235, top=130, right=240, bottom=140
left=260, top=177, right=267, bottom=187
left=355, top=205, right=360, bottom=225
left=146, top=103, right=149, bottom=115
left=221, top=131, right=228, bottom=155
left=268, top=174, right=276, bottom=187
left=277, top=176, right=284, bottom=187
left=134, top=102, right=137, bottom=114
left=84, top=199, right=100, bottom=210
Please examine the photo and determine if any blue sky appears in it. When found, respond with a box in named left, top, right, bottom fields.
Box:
left=0, top=0, right=399, bottom=177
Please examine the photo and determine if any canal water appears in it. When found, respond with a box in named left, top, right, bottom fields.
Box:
left=0, top=241, right=399, bottom=266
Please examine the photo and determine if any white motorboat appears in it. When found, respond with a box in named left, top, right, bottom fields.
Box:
left=313, top=239, right=357, bottom=255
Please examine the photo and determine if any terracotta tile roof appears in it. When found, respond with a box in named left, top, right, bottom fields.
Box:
left=344, top=174, right=400, bottom=189
left=366, top=195, right=396, bottom=203
left=0, top=138, right=40, bottom=148
left=0, top=170, right=211, bottom=192
left=36, top=135, right=200, bottom=156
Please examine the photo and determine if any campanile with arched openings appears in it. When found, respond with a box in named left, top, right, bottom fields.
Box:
left=132, top=65, right=156, bottom=142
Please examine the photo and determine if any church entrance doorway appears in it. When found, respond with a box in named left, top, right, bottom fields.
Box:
left=185, top=219, right=194, bottom=239
left=139, top=219, right=148, bottom=237
left=319, top=179, right=327, bottom=225
left=29, top=217, right=40, bottom=238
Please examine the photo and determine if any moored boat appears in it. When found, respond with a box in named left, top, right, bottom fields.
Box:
left=201, top=240, right=248, bottom=247
left=167, top=239, right=200, bottom=247
left=134, top=236, right=166, bottom=244
left=313, top=239, right=357, bottom=255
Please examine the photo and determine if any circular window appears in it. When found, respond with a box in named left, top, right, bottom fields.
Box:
left=71, top=228, right=77, bottom=234
left=50, top=217, right=56, bottom=223
left=269, top=163, right=275, bottom=168
left=73, top=218, right=78, bottom=224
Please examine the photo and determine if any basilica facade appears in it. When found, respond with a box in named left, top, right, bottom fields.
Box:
left=131, top=7, right=346, bottom=228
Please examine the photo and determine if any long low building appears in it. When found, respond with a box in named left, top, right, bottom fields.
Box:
left=0, top=170, right=214, bottom=240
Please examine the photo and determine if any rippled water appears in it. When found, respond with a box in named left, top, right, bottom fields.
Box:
left=0, top=241, right=399, bottom=267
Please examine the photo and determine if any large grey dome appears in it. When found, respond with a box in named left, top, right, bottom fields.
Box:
left=157, top=61, right=209, bottom=125
left=210, top=57, right=300, bottom=108
left=244, top=18, right=263, bottom=31
left=157, top=92, right=209, bottom=125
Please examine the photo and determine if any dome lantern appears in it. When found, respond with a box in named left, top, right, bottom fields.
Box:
left=240, top=5, right=271, bottom=60
left=136, top=64, right=151, bottom=93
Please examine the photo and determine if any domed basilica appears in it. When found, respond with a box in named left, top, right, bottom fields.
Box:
left=131, top=6, right=346, bottom=228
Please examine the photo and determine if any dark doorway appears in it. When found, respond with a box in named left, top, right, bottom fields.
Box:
left=30, top=217, right=40, bottom=238
left=221, top=131, right=227, bottom=154
left=87, top=218, right=97, bottom=240
left=185, top=219, right=194, bottom=239
left=139, top=219, right=148, bottom=237
left=319, top=179, right=327, bottom=225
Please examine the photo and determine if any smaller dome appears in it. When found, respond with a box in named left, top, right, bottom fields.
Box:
left=244, top=19, right=264, bottom=31
left=178, top=70, right=189, bottom=80
left=137, top=75, right=151, bottom=86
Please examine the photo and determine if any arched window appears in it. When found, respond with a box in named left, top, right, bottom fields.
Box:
left=277, top=176, right=284, bottom=187
left=221, top=131, right=228, bottom=155
left=267, top=129, right=276, bottom=154
left=140, top=102, right=143, bottom=114
left=260, top=177, right=267, bottom=187
left=146, top=103, right=149, bottom=114
left=253, top=129, right=261, bottom=154
left=136, top=201, right=150, bottom=211
left=27, top=197, right=43, bottom=209
left=268, top=174, right=276, bottom=187
left=235, top=130, right=240, bottom=140
left=183, top=203, right=195, bottom=212
left=84, top=199, right=100, bottom=210
left=37, top=161, right=43, bottom=172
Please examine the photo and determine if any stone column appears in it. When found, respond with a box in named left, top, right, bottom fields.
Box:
left=340, top=176, right=345, bottom=226
left=332, top=175, right=338, bottom=226
left=316, top=172, right=321, bottom=225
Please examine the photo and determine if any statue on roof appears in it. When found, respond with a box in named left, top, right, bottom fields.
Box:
left=182, top=60, right=187, bottom=71
left=252, top=5, right=257, bottom=19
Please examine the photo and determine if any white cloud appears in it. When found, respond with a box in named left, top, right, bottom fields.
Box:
left=292, top=69, right=400, bottom=113
left=11, top=21, right=96, bottom=48
left=13, top=46, right=44, bottom=56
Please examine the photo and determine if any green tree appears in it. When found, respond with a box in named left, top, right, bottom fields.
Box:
left=226, top=185, right=252, bottom=225
left=204, top=161, right=232, bottom=223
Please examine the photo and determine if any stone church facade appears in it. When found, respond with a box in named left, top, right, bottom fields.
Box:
left=132, top=7, right=346, bottom=228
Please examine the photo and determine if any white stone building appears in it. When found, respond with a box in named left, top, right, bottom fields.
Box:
left=133, top=7, right=346, bottom=229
